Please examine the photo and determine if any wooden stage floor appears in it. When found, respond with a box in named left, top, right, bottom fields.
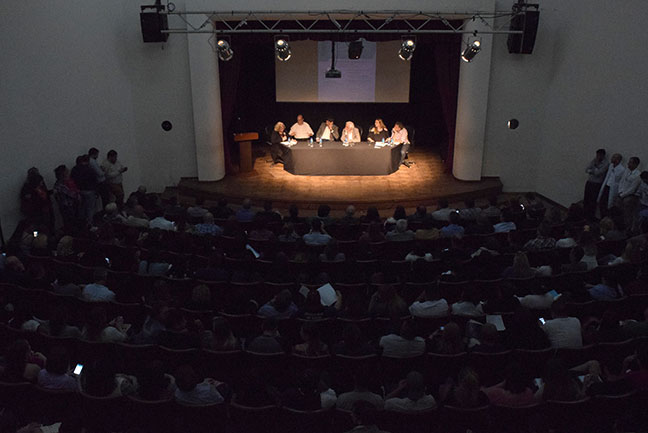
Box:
left=178, top=147, right=502, bottom=211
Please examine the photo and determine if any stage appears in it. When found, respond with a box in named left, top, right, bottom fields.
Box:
left=177, top=146, right=502, bottom=211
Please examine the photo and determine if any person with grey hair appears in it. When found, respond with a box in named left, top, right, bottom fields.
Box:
left=384, top=371, right=437, bottom=412
left=598, top=153, right=625, bottom=218
left=125, top=205, right=149, bottom=228
left=338, top=205, right=359, bottom=225
left=103, top=202, right=127, bottom=224
left=341, top=121, right=361, bottom=143
left=81, top=268, right=116, bottom=302
left=236, top=198, right=255, bottom=222
left=385, top=219, right=415, bottom=241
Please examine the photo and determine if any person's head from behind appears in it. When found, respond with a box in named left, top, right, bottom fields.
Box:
left=165, top=309, right=187, bottom=332
left=596, top=148, right=606, bottom=162
left=366, top=207, right=379, bottom=221
left=345, top=205, right=356, bottom=217
left=537, top=222, right=552, bottom=239
left=212, top=317, right=234, bottom=342
left=351, top=400, right=379, bottom=427
left=395, top=219, right=408, bottom=233
left=503, top=363, right=531, bottom=394
left=273, top=289, right=293, bottom=312
left=448, top=211, right=461, bottom=225
left=479, top=323, right=499, bottom=347
left=441, top=321, right=461, bottom=349
left=304, top=290, right=324, bottom=314
left=300, top=320, right=321, bottom=343
left=202, top=212, right=215, bottom=225
left=191, top=284, right=211, bottom=305
left=311, top=218, right=323, bottom=233
left=399, top=319, right=417, bottom=341
left=405, top=371, right=426, bottom=401
left=628, top=156, right=640, bottom=171
left=437, top=198, right=449, bottom=210
left=175, top=364, right=200, bottom=392
left=107, top=150, right=118, bottom=164
left=46, top=346, right=70, bottom=375
left=84, top=358, right=118, bottom=396
left=242, top=198, right=251, bottom=210
left=550, top=297, right=569, bottom=319
left=512, top=251, right=530, bottom=271
left=424, top=283, right=441, bottom=302
left=138, top=360, right=168, bottom=400
left=317, top=204, right=331, bottom=218
left=393, top=206, right=406, bottom=220
left=288, top=204, right=299, bottom=218
left=296, top=369, right=319, bottom=393
left=261, top=317, right=279, bottom=336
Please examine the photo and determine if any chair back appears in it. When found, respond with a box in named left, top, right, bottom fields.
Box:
left=125, top=396, right=174, bottom=433
left=229, top=401, right=278, bottom=433
left=442, top=404, right=490, bottom=433
left=280, top=406, right=332, bottom=433
left=173, top=400, right=227, bottom=433
left=377, top=408, right=439, bottom=433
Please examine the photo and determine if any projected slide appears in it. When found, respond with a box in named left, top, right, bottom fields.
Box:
left=317, top=41, right=376, bottom=102
left=275, top=40, right=410, bottom=103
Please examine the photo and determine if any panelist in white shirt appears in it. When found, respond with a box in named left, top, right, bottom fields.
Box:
left=341, top=121, right=361, bottom=143
left=597, top=153, right=624, bottom=217
left=289, top=114, right=314, bottom=140
left=315, top=118, right=340, bottom=142
left=390, top=122, right=411, bottom=166
left=617, top=156, right=642, bottom=229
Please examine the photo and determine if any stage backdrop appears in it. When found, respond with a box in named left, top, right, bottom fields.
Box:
left=219, top=31, right=460, bottom=174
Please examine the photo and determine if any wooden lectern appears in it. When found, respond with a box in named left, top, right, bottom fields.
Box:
left=233, top=132, right=259, bottom=173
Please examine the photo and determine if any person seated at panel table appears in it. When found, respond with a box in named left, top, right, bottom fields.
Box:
left=341, top=121, right=361, bottom=143
left=289, top=114, right=314, bottom=140
left=270, top=121, right=289, bottom=164
left=391, top=121, right=411, bottom=166
left=367, top=118, right=390, bottom=142
left=315, top=117, right=340, bottom=142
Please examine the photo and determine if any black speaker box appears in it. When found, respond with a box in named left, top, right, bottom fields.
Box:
left=140, top=12, right=169, bottom=43
left=507, top=10, right=539, bottom=54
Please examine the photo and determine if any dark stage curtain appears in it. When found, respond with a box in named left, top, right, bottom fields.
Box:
left=218, top=29, right=461, bottom=174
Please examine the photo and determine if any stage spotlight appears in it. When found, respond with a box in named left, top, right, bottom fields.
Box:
left=215, top=38, right=233, bottom=61
left=508, top=119, right=520, bottom=129
left=275, top=36, right=292, bottom=62
left=398, top=37, right=416, bottom=61
left=348, top=40, right=364, bottom=59
left=461, top=40, right=481, bottom=62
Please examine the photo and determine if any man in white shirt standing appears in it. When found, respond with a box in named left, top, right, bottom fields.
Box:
left=88, top=147, right=108, bottom=207
left=618, top=156, right=642, bottom=230
left=101, top=150, right=127, bottom=208
left=597, top=153, right=624, bottom=218
left=315, top=118, right=339, bottom=142
left=289, top=114, right=314, bottom=140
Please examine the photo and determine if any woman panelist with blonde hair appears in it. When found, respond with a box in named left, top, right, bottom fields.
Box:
left=270, top=121, right=289, bottom=165
left=367, top=118, right=389, bottom=142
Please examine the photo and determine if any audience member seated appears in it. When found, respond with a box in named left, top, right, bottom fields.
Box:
left=414, top=218, right=440, bottom=240
left=319, top=239, right=346, bottom=262
left=192, top=213, right=223, bottom=237
left=480, top=284, right=520, bottom=314
left=314, top=204, right=335, bottom=227
left=587, top=275, right=624, bottom=301
left=337, top=370, right=384, bottom=410
left=187, top=197, right=209, bottom=221
left=440, top=212, right=465, bottom=239
left=149, top=214, right=176, bottom=231
left=136, top=360, right=176, bottom=401
left=332, top=324, right=375, bottom=356
left=185, top=284, right=212, bottom=311
left=451, top=287, right=484, bottom=318
left=624, top=342, right=648, bottom=391
left=384, top=206, right=407, bottom=231
left=235, top=198, right=255, bottom=223
left=431, top=199, right=456, bottom=222
left=361, top=207, right=381, bottom=224
left=283, top=203, right=306, bottom=224
left=465, top=213, right=496, bottom=235
left=524, top=192, right=546, bottom=220
left=278, top=223, right=300, bottom=243
left=369, top=284, right=408, bottom=318
left=203, top=317, right=240, bottom=351
left=193, top=253, right=229, bottom=281
left=156, top=309, right=200, bottom=349
left=303, top=219, right=332, bottom=246
left=556, top=225, right=578, bottom=248
left=625, top=263, right=648, bottom=295
left=384, top=371, right=437, bottom=411
left=1, top=339, right=43, bottom=383
left=409, top=284, right=449, bottom=318
left=258, top=289, right=299, bottom=319
left=505, top=307, right=550, bottom=350
left=472, top=323, right=505, bottom=353
left=174, top=364, right=224, bottom=405
left=254, top=200, right=282, bottom=223
left=125, top=205, right=150, bottom=228
left=51, top=270, right=82, bottom=297
left=536, top=359, right=584, bottom=401
left=493, top=211, right=517, bottom=233
left=517, top=286, right=556, bottom=311
left=138, top=249, right=170, bottom=276
left=502, top=252, right=536, bottom=279
left=482, top=363, right=537, bottom=407
left=523, top=222, right=556, bottom=251
left=82, top=358, right=137, bottom=397
left=407, top=205, right=429, bottom=224
left=359, top=222, right=386, bottom=242
left=482, top=196, right=502, bottom=220
left=37, top=304, right=82, bottom=338
left=293, top=321, right=329, bottom=356
left=541, top=299, right=583, bottom=348
left=459, top=199, right=482, bottom=222
left=599, top=217, right=626, bottom=241
left=345, top=401, right=389, bottom=433
left=133, top=301, right=169, bottom=344
left=379, top=319, right=426, bottom=358
left=563, top=203, right=585, bottom=224
left=385, top=219, right=415, bottom=242
left=82, top=306, right=129, bottom=343
left=209, top=198, right=234, bottom=220
left=429, top=322, right=467, bottom=355
left=280, top=369, right=322, bottom=410
left=37, top=346, right=78, bottom=391
left=81, top=268, right=116, bottom=302
left=404, top=243, right=434, bottom=263
left=246, top=318, right=289, bottom=353
left=441, top=367, right=489, bottom=408
left=561, top=246, right=588, bottom=273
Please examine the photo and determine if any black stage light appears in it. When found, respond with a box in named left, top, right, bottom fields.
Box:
left=398, top=37, right=416, bottom=61
left=348, top=40, right=364, bottom=59
left=461, top=40, right=482, bottom=62
left=216, top=38, right=233, bottom=61
left=508, top=119, right=520, bottom=129
left=275, top=36, right=292, bottom=62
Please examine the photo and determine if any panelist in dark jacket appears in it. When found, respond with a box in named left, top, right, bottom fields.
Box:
left=270, top=121, right=289, bottom=165
left=315, top=118, right=340, bottom=142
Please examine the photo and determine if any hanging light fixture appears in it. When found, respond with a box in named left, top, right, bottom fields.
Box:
left=275, top=36, right=292, bottom=61
left=461, top=39, right=481, bottom=62
left=215, top=37, right=233, bottom=61
left=398, top=36, right=416, bottom=61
